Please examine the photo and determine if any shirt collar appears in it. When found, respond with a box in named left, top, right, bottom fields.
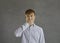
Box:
left=29, top=23, right=35, bottom=27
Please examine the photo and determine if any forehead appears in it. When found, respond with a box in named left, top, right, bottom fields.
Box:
left=26, top=13, right=35, bottom=16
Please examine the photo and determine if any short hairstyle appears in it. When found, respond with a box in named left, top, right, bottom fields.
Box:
left=25, top=9, right=35, bottom=15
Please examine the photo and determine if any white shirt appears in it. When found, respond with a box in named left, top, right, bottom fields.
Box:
left=14, top=23, right=45, bottom=43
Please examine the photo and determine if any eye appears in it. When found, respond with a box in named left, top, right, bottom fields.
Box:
left=27, top=15, right=29, bottom=17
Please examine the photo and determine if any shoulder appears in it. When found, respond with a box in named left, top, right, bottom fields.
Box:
left=34, top=24, right=43, bottom=32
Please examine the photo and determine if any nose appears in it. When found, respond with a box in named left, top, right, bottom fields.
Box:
left=29, top=16, right=31, bottom=20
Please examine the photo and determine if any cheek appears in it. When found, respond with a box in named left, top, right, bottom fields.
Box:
left=26, top=18, right=30, bottom=21
left=31, top=18, right=34, bottom=21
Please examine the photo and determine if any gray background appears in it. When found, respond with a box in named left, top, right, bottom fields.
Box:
left=0, top=0, right=60, bottom=43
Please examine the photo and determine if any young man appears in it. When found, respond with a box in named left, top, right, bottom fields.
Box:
left=14, top=9, right=45, bottom=43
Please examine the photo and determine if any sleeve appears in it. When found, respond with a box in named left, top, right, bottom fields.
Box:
left=14, top=27, right=23, bottom=37
left=39, top=28, right=45, bottom=43
left=14, top=23, right=29, bottom=37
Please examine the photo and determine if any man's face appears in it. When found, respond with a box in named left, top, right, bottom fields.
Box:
left=25, top=13, right=35, bottom=24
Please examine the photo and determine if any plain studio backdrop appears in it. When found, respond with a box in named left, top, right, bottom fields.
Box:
left=0, top=0, right=60, bottom=43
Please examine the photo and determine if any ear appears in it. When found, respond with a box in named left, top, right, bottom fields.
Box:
left=25, top=15, right=27, bottom=17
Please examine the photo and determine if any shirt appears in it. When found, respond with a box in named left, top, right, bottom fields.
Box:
left=14, top=23, right=45, bottom=43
